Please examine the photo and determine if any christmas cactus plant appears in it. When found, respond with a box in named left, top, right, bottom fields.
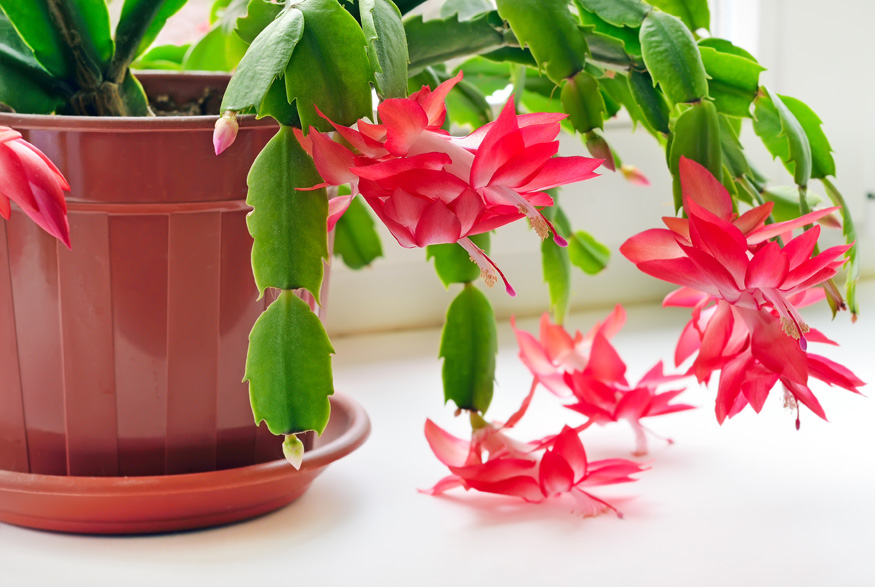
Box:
left=0, top=0, right=862, bottom=484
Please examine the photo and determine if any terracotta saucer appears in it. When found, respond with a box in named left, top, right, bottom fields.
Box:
left=0, top=393, right=369, bottom=535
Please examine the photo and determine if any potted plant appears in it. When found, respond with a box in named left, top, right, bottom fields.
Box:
left=0, top=0, right=861, bottom=531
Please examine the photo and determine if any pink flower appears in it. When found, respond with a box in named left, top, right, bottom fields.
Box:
left=514, top=307, right=693, bottom=455
left=670, top=290, right=864, bottom=425
left=294, top=72, right=602, bottom=294
left=621, top=158, right=863, bottom=425
left=0, top=126, right=70, bottom=247
left=621, top=157, right=848, bottom=347
left=512, top=306, right=627, bottom=398
left=213, top=111, right=238, bottom=155
left=565, top=361, right=693, bottom=455
left=423, top=420, right=644, bottom=518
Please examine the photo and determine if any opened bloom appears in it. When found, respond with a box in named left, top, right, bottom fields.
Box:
left=294, top=72, right=602, bottom=294
left=565, top=361, right=693, bottom=456
left=512, top=306, right=628, bottom=398
left=621, top=157, right=848, bottom=347
left=0, top=126, right=70, bottom=247
left=514, top=307, right=693, bottom=454
left=423, top=419, right=644, bottom=518
left=671, top=289, right=864, bottom=425
left=622, top=157, right=863, bottom=424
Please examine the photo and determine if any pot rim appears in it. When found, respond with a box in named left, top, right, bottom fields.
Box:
left=0, top=111, right=272, bottom=133
left=0, top=71, right=275, bottom=132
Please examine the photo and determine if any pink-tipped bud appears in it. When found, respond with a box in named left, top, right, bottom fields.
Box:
left=620, top=164, right=650, bottom=187
left=213, top=111, right=239, bottom=155
left=584, top=132, right=615, bottom=171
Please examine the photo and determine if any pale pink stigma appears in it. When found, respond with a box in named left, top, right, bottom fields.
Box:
left=763, top=288, right=810, bottom=340
left=491, top=185, right=566, bottom=245
left=459, top=237, right=516, bottom=296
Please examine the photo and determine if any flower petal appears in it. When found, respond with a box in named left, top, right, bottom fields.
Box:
left=620, top=228, right=686, bottom=264
left=513, top=156, right=602, bottom=193
left=413, top=198, right=463, bottom=246
left=680, top=156, right=733, bottom=219
left=539, top=448, right=575, bottom=497
left=424, top=419, right=471, bottom=468
left=746, top=206, right=841, bottom=244
left=309, top=130, right=358, bottom=185
left=378, top=98, right=429, bottom=155
left=351, top=152, right=452, bottom=182
left=550, top=426, right=588, bottom=482
left=412, top=70, right=463, bottom=127
left=734, top=202, right=773, bottom=235
left=469, top=99, right=523, bottom=188
left=745, top=241, right=789, bottom=289
left=488, top=141, right=559, bottom=188
left=781, top=224, right=821, bottom=268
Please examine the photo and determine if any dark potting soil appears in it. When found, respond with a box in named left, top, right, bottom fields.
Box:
left=149, top=85, right=223, bottom=116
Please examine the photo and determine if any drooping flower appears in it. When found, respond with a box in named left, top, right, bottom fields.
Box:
left=670, top=289, right=864, bottom=425
left=513, top=307, right=693, bottom=454
left=293, top=72, right=602, bottom=294
left=0, top=126, right=70, bottom=247
left=620, top=157, right=849, bottom=347
left=422, top=419, right=644, bottom=518
left=621, top=157, right=863, bottom=425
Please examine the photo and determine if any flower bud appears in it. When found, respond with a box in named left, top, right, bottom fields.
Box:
left=620, top=164, right=650, bottom=187
left=213, top=111, right=238, bottom=155
left=584, top=132, right=615, bottom=171
left=282, top=434, right=305, bottom=470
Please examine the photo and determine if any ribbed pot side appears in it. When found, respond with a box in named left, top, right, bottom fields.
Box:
left=0, top=74, right=285, bottom=477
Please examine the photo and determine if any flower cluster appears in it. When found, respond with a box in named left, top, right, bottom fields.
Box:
left=423, top=305, right=693, bottom=517
left=621, top=157, right=864, bottom=425
left=0, top=126, right=70, bottom=247
left=292, top=72, right=602, bottom=294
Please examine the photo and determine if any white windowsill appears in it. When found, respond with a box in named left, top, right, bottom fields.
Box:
left=2, top=280, right=872, bottom=586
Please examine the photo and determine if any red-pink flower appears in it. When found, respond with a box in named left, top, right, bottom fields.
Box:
left=565, top=361, right=693, bottom=455
left=0, top=126, right=70, bottom=247
left=621, top=157, right=863, bottom=425
left=621, top=157, right=848, bottom=347
left=670, top=289, right=864, bottom=425
left=423, top=419, right=644, bottom=518
left=512, top=306, right=627, bottom=398
left=514, top=307, right=693, bottom=454
left=293, top=72, right=602, bottom=294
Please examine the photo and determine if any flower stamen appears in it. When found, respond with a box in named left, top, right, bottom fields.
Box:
left=492, top=185, right=567, bottom=246
left=459, top=237, right=516, bottom=296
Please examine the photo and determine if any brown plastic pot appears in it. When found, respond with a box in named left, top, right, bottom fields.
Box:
left=0, top=73, right=327, bottom=482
